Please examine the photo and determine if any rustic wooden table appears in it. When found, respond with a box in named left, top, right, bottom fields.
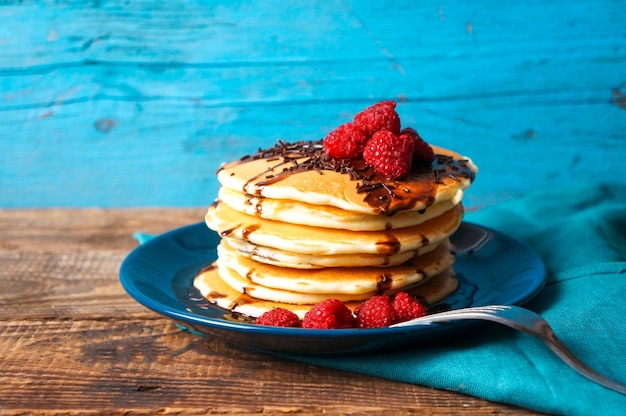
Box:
left=3, top=0, right=624, bottom=413
left=0, top=208, right=542, bottom=415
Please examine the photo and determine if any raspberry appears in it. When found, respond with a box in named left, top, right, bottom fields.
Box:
left=363, top=130, right=414, bottom=179
left=355, top=295, right=398, bottom=328
left=324, top=122, right=369, bottom=159
left=392, top=292, right=427, bottom=323
left=256, top=308, right=301, bottom=327
left=370, top=100, right=397, bottom=110
left=302, top=298, right=356, bottom=329
left=399, top=127, right=435, bottom=165
left=353, top=101, right=401, bottom=137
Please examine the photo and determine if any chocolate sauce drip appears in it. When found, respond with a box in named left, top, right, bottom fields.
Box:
left=199, top=264, right=217, bottom=274
left=220, top=224, right=241, bottom=237
left=377, top=273, right=393, bottom=293
left=245, top=269, right=255, bottom=281
left=243, top=195, right=264, bottom=215
left=220, top=139, right=475, bottom=214
left=208, top=290, right=226, bottom=299
left=375, top=235, right=401, bottom=255
left=232, top=292, right=257, bottom=307
left=242, top=224, right=260, bottom=240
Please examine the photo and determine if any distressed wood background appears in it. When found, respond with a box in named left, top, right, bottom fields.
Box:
left=1, top=0, right=625, bottom=208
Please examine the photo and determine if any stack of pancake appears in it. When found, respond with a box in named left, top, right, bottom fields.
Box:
left=194, top=140, right=477, bottom=318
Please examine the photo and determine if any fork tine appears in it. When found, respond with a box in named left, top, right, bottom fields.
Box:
left=390, top=305, right=506, bottom=327
left=427, top=305, right=507, bottom=316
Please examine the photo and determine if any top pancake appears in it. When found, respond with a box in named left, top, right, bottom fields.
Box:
left=217, top=140, right=477, bottom=215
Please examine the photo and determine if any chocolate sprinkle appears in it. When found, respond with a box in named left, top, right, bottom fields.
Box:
left=220, top=139, right=475, bottom=214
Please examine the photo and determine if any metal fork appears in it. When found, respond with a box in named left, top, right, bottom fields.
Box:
left=390, top=305, right=626, bottom=395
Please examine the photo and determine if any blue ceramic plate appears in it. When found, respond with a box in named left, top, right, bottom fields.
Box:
left=119, top=222, right=546, bottom=354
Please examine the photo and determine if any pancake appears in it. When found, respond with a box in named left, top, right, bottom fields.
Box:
left=222, top=236, right=439, bottom=269
left=217, top=141, right=476, bottom=215
left=192, top=102, right=477, bottom=324
left=206, top=200, right=464, bottom=257
left=193, top=265, right=459, bottom=319
left=218, top=186, right=462, bottom=231
left=216, top=239, right=454, bottom=298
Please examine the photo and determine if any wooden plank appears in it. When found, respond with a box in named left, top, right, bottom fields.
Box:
left=0, top=208, right=540, bottom=414
left=1, top=0, right=625, bottom=208
left=0, top=208, right=204, bottom=319
left=2, top=1, right=623, bottom=68
left=0, top=317, right=534, bottom=414
left=1, top=98, right=623, bottom=208
left=0, top=0, right=626, bottom=207
left=0, top=208, right=204, bottom=253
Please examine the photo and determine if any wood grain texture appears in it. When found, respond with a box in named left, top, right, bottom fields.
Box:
left=1, top=0, right=625, bottom=208
left=0, top=208, right=542, bottom=415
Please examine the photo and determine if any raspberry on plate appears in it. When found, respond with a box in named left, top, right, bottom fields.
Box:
left=363, top=130, right=415, bottom=179
left=323, top=122, right=369, bottom=159
left=353, top=101, right=401, bottom=137
left=302, top=298, right=356, bottom=329
left=392, top=292, right=427, bottom=323
left=355, top=295, right=398, bottom=328
left=399, top=127, right=436, bottom=165
left=256, top=308, right=301, bottom=327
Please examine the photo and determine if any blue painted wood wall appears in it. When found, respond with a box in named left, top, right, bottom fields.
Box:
left=2, top=0, right=625, bottom=208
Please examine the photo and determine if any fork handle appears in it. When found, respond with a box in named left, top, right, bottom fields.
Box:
left=447, top=311, right=626, bottom=395
left=525, top=320, right=626, bottom=395
left=424, top=311, right=626, bottom=395
left=393, top=309, right=626, bottom=395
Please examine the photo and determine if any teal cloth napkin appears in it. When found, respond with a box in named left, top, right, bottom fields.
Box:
left=280, top=183, right=626, bottom=415
left=135, top=183, right=626, bottom=415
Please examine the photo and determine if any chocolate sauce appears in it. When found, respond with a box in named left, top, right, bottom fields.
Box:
left=219, top=139, right=475, bottom=214
left=377, top=273, right=393, bottom=293
left=233, top=291, right=257, bottom=307
left=198, top=264, right=217, bottom=274
left=414, top=268, right=426, bottom=278
left=375, top=235, right=401, bottom=255
left=220, top=225, right=241, bottom=237
left=254, top=201, right=263, bottom=215
left=208, top=291, right=226, bottom=299
left=241, top=224, right=260, bottom=240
